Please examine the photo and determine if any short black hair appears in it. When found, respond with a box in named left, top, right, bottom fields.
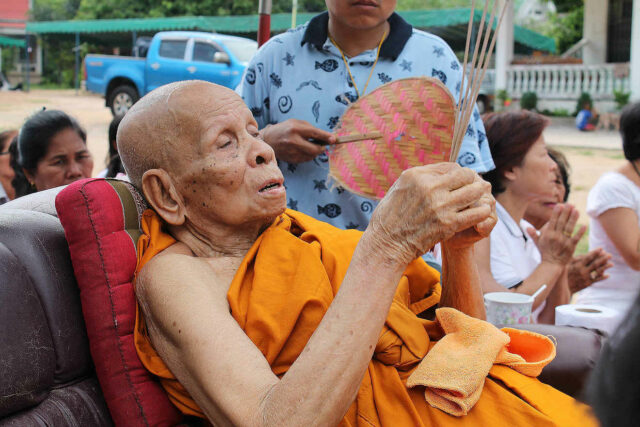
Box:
left=12, top=109, right=86, bottom=197
left=620, top=102, right=640, bottom=161
left=107, top=114, right=125, bottom=178
left=548, top=148, right=570, bottom=202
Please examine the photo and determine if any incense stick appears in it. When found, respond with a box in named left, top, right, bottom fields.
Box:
left=454, top=0, right=489, bottom=152
left=454, top=0, right=496, bottom=159
left=456, top=0, right=476, bottom=137
left=455, top=1, right=507, bottom=161
left=450, top=0, right=510, bottom=162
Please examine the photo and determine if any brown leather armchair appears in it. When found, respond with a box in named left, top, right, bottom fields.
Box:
left=0, top=188, right=604, bottom=424
left=0, top=188, right=112, bottom=426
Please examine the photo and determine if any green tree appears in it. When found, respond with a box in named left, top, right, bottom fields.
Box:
left=552, top=0, right=583, bottom=13
left=544, top=4, right=583, bottom=54
left=32, top=0, right=84, bottom=87
left=397, top=0, right=470, bottom=9
left=76, top=0, right=326, bottom=19
left=32, top=0, right=81, bottom=21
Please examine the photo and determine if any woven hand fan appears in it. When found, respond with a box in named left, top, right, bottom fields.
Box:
left=328, top=77, right=455, bottom=199
left=327, top=0, right=509, bottom=200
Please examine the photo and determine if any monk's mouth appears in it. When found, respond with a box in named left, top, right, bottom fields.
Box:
left=259, top=182, right=282, bottom=192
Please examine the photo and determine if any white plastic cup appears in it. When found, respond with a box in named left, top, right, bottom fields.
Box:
left=484, top=292, right=534, bottom=326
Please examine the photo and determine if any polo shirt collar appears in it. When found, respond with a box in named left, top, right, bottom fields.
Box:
left=301, top=11, right=413, bottom=60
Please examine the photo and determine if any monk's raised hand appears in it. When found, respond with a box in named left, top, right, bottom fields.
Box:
left=444, top=173, right=496, bottom=250
left=367, top=163, right=493, bottom=265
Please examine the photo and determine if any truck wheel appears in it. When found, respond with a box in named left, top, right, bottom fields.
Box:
left=109, top=85, right=138, bottom=116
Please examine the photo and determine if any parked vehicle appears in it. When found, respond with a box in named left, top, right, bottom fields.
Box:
left=84, top=31, right=258, bottom=115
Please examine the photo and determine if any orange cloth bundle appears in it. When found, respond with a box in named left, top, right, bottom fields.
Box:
left=406, top=308, right=556, bottom=416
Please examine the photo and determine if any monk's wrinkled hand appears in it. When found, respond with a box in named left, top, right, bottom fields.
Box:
left=444, top=174, right=497, bottom=250
left=366, top=163, right=493, bottom=265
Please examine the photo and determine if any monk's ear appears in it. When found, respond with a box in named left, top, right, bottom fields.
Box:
left=141, top=169, right=186, bottom=226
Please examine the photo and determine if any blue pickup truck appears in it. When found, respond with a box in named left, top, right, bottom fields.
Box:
left=85, top=31, right=257, bottom=115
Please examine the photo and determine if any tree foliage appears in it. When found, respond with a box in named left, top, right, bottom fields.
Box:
left=75, top=0, right=326, bottom=19
left=544, top=4, right=583, bottom=54
left=552, top=0, right=583, bottom=14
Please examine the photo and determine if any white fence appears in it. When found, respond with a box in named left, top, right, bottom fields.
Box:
left=506, top=63, right=630, bottom=99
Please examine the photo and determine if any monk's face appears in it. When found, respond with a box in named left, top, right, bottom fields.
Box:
left=171, top=87, right=286, bottom=228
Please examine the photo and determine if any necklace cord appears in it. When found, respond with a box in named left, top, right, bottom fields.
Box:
left=329, top=30, right=387, bottom=99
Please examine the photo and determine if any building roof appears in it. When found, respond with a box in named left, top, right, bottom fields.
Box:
left=25, top=8, right=556, bottom=53
left=0, top=0, right=28, bottom=29
left=0, top=35, right=26, bottom=48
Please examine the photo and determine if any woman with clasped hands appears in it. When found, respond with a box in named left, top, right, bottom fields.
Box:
left=474, top=111, right=585, bottom=324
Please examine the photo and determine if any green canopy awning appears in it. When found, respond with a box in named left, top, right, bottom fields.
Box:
left=0, top=35, right=26, bottom=48
left=25, top=8, right=555, bottom=53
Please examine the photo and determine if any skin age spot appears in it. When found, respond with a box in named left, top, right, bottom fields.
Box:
left=172, top=321, right=176, bottom=326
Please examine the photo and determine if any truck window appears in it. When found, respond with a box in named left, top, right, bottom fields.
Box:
left=158, top=40, right=188, bottom=59
left=193, top=42, right=221, bottom=63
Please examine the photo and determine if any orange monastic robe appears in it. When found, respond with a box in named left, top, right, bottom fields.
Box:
left=134, top=209, right=596, bottom=426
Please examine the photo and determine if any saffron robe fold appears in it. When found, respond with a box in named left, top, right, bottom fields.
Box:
left=134, top=209, right=595, bottom=426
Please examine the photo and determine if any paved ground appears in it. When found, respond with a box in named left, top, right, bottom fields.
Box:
left=545, top=117, right=622, bottom=150
left=0, top=89, right=627, bottom=234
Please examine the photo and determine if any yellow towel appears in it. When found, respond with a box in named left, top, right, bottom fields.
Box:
left=406, top=308, right=556, bottom=416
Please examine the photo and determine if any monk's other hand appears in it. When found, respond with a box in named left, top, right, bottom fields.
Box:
left=367, top=163, right=493, bottom=265
left=260, top=119, right=336, bottom=163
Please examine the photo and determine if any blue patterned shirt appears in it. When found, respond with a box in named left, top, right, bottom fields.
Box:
left=238, top=12, right=494, bottom=232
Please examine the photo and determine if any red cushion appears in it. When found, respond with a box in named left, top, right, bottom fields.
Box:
left=56, top=178, right=182, bottom=426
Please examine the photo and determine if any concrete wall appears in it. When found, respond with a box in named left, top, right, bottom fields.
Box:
left=583, top=0, right=608, bottom=65
left=631, top=0, right=640, bottom=101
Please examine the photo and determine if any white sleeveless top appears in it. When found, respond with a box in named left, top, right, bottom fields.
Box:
left=576, top=172, right=640, bottom=316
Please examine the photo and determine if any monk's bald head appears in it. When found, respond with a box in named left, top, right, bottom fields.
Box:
left=117, top=80, right=239, bottom=189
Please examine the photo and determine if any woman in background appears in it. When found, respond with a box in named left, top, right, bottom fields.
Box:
left=475, top=111, right=584, bottom=324
left=0, top=130, right=17, bottom=204
left=524, top=148, right=612, bottom=295
left=11, top=109, right=93, bottom=197
left=575, top=102, right=640, bottom=317
left=97, top=113, right=126, bottom=179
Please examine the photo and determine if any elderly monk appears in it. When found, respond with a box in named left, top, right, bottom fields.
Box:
left=118, top=81, right=594, bottom=426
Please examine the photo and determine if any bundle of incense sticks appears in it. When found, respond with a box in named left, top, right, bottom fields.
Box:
left=450, top=0, right=510, bottom=162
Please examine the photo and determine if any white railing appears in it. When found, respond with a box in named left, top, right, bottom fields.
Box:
left=506, top=63, right=630, bottom=99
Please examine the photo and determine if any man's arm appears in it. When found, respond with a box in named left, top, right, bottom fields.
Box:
left=139, top=163, right=493, bottom=426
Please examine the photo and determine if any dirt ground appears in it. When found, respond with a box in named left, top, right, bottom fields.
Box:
left=1, top=89, right=626, bottom=231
